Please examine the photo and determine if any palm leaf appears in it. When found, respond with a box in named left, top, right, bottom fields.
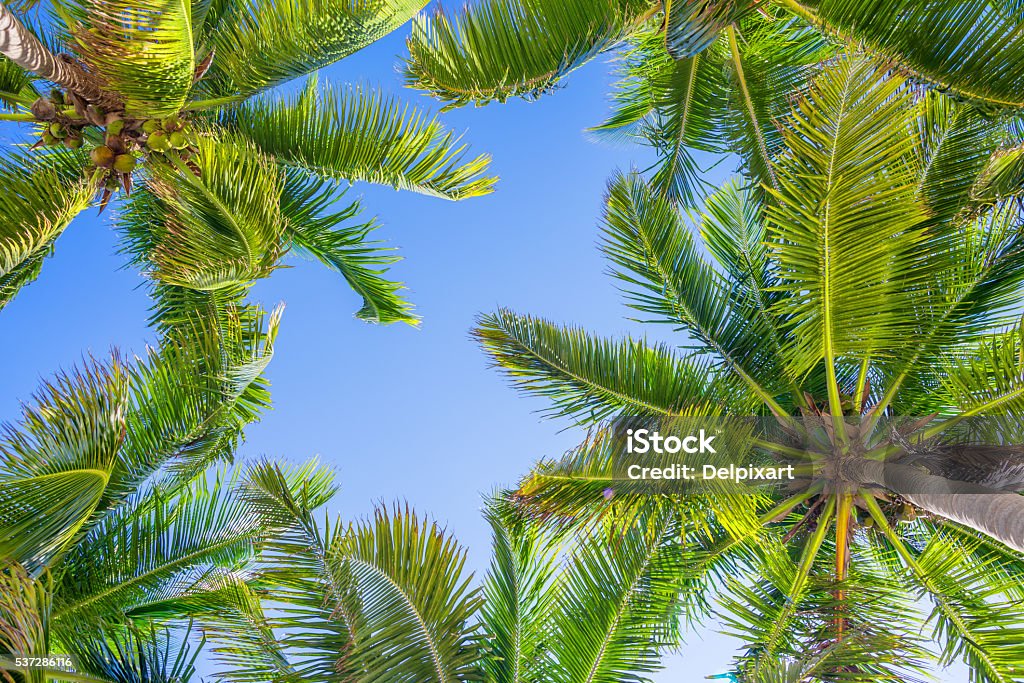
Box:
left=281, top=172, right=417, bottom=325
left=0, top=563, right=50, bottom=676
left=665, top=0, right=751, bottom=58
left=785, top=0, right=1024, bottom=111
left=327, top=506, right=484, bottom=682
left=0, top=151, right=91, bottom=312
left=52, top=470, right=275, bottom=623
left=199, top=0, right=426, bottom=99
left=479, top=494, right=561, bottom=683
left=66, top=622, right=202, bottom=683
left=766, top=58, right=930, bottom=384
left=539, top=511, right=684, bottom=683
left=142, top=134, right=285, bottom=290
left=59, top=0, right=195, bottom=116
left=103, top=301, right=280, bottom=506
left=475, top=308, right=749, bottom=423
left=0, top=360, right=128, bottom=573
left=404, top=0, right=654, bottom=108
left=601, top=172, right=787, bottom=409
left=223, top=80, right=495, bottom=200
left=593, top=31, right=729, bottom=205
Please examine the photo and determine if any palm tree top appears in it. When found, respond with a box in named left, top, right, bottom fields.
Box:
left=475, top=56, right=1024, bottom=681
left=0, top=0, right=496, bottom=331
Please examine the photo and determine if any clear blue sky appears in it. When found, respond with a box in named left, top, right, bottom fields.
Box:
left=0, top=9, right=965, bottom=681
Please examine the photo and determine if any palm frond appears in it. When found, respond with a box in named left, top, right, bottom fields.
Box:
left=479, top=493, right=561, bottom=683
left=52, top=469, right=273, bottom=624
left=766, top=58, right=932, bottom=381
left=971, top=142, right=1024, bottom=207
left=59, top=0, right=195, bottom=116
left=915, top=94, right=1004, bottom=224
left=66, top=622, right=202, bottom=683
left=539, top=511, right=684, bottom=683
left=0, top=151, right=91, bottom=312
left=326, top=505, right=484, bottom=682
left=199, top=0, right=426, bottom=99
left=601, top=172, right=788, bottom=407
left=105, top=301, right=280, bottom=505
left=223, top=80, right=495, bottom=200
left=722, top=13, right=832, bottom=197
left=234, top=459, right=347, bottom=683
left=475, top=308, right=749, bottom=423
left=0, top=562, right=50, bottom=673
left=404, top=0, right=654, bottom=108
left=141, top=134, right=285, bottom=290
left=281, top=172, right=417, bottom=325
left=786, top=0, right=1024, bottom=111
left=935, top=320, right=1024, bottom=420
left=0, top=359, right=128, bottom=573
left=665, top=0, right=751, bottom=58
left=593, top=31, right=729, bottom=205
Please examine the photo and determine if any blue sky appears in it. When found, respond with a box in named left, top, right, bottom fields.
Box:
left=0, top=10, right=966, bottom=681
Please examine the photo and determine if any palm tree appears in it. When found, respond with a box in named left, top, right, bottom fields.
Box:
left=403, top=0, right=1024, bottom=207
left=0, top=0, right=495, bottom=326
left=0, top=300, right=336, bottom=683
left=474, top=57, right=1024, bottom=681
left=203, top=477, right=699, bottom=683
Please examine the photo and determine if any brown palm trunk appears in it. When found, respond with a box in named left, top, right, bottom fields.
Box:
left=0, top=3, right=112, bottom=107
left=854, top=459, right=1024, bottom=553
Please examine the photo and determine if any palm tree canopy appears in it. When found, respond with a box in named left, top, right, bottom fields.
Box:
left=476, top=57, right=1024, bottom=682
left=404, top=0, right=1024, bottom=210
left=0, top=0, right=496, bottom=328
left=0, top=301, right=351, bottom=683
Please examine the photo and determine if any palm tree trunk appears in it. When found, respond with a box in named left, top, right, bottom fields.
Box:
left=854, top=459, right=1024, bottom=553
left=0, top=2, right=112, bottom=107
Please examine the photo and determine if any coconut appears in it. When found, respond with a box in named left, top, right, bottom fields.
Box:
left=112, top=154, right=137, bottom=174
left=142, top=119, right=161, bottom=134
left=107, top=119, right=125, bottom=136
left=64, top=136, right=83, bottom=149
left=90, top=145, right=115, bottom=167
left=147, top=131, right=171, bottom=152
left=41, top=132, right=56, bottom=146
left=49, top=122, right=65, bottom=138
left=162, top=114, right=182, bottom=131
left=169, top=131, right=188, bottom=149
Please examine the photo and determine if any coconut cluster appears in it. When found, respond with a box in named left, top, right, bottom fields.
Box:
left=31, top=89, right=199, bottom=208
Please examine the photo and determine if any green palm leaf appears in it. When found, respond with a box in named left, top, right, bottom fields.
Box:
left=665, top=0, right=750, bottom=58
left=475, top=308, right=750, bottom=423
left=66, top=622, right=202, bottom=683
left=540, top=511, right=684, bottom=683
left=480, top=494, right=560, bottom=683
left=593, top=31, right=729, bottom=205
left=766, top=58, right=929, bottom=383
left=281, top=173, right=417, bottom=325
left=783, top=0, right=1024, bottom=111
left=404, top=0, right=655, bottom=108
left=602, top=172, right=787, bottom=409
left=0, top=360, right=128, bottom=572
left=59, top=0, right=195, bottom=116
left=52, top=470, right=276, bottom=623
left=328, top=506, right=484, bottom=682
left=199, top=0, right=426, bottom=99
left=223, top=80, right=495, bottom=200
left=0, top=151, right=92, bottom=312
left=142, top=134, right=285, bottom=290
